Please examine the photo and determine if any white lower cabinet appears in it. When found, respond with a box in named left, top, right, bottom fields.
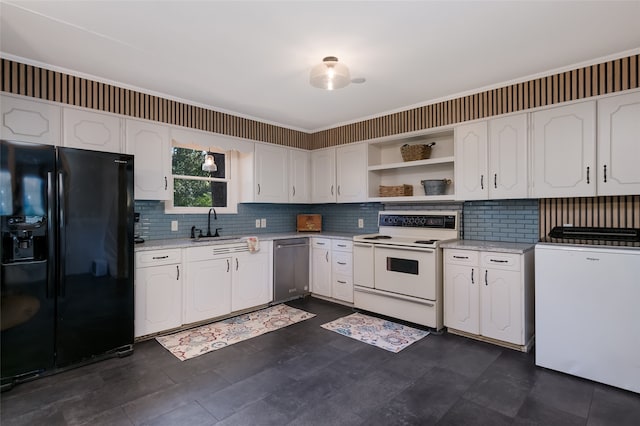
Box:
left=311, top=238, right=332, bottom=297
left=185, top=254, right=232, bottom=324
left=232, top=243, right=272, bottom=312
left=134, top=249, right=183, bottom=338
left=331, top=240, right=353, bottom=303
left=444, top=247, right=534, bottom=351
left=311, top=238, right=353, bottom=303
left=184, top=242, right=272, bottom=325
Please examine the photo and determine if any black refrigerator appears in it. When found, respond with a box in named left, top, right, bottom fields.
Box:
left=1, top=140, right=134, bottom=389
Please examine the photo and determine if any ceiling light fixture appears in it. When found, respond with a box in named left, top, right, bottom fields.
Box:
left=310, top=56, right=351, bottom=90
left=202, top=152, right=217, bottom=172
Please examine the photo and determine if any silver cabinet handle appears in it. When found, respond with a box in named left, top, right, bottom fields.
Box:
left=152, top=255, right=169, bottom=260
left=603, top=164, right=607, bottom=183
left=165, top=176, right=168, bottom=190
left=257, top=183, right=261, bottom=195
left=471, top=269, right=474, bottom=284
left=481, top=175, right=484, bottom=190
left=453, top=255, right=468, bottom=259
left=176, top=265, right=180, bottom=280
left=227, top=259, right=230, bottom=272
left=494, top=173, right=497, bottom=189
left=587, top=166, right=590, bottom=184
left=236, top=258, right=239, bottom=271
left=325, top=252, right=329, bottom=262
left=338, top=185, right=341, bottom=196
left=337, top=280, right=347, bottom=284
left=337, top=244, right=347, bottom=247
left=292, top=185, right=296, bottom=196
left=485, top=270, right=488, bottom=286
left=331, top=185, right=334, bottom=195
left=489, top=259, right=508, bottom=263
left=337, top=262, right=347, bottom=265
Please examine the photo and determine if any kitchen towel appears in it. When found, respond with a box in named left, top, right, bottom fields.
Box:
left=246, top=236, right=259, bottom=252
left=156, top=304, right=315, bottom=361
left=321, top=312, right=429, bottom=353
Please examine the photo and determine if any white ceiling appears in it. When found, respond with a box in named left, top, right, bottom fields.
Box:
left=1, top=1, right=640, bottom=133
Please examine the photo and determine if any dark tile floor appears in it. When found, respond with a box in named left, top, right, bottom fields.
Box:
left=2, top=297, right=639, bottom=425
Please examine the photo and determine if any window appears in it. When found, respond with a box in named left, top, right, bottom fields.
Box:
left=165, top=145, right=238, bottom=214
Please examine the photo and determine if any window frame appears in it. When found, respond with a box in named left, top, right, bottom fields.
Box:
left=164, top=143, right=239, bottom=214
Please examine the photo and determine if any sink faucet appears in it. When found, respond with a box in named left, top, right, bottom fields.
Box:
left=206, top=208, right=217, bottom=237
left=190, top=226, right=203, bottom=239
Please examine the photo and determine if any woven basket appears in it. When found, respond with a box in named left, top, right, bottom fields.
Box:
left=379, top=184, right=413, bottom=197
left=400, top=142, right=435, bottom=161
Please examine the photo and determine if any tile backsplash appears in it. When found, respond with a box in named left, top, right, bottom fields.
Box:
left=136, top=199, right=539, bottom=244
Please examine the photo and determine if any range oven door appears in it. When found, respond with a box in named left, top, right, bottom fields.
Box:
left=373, top=245, right=436, bottom=300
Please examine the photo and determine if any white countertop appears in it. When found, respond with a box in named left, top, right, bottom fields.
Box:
left=135, top=232, right=356, bottom=252
left=440, top=239, right=535, bottom=254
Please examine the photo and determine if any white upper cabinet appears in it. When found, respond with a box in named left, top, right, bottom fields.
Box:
left=455, top=121, right=488, bottom=200
left=531, top=101, right=596, bottom=198
left=488, top=114, right=529, bottom=199
left=311, top=147, right=337, bottom=203
left=63, top=107, right=123, bottom=153
left=336, top=143, right=368, bottom=203
left=289, top=148, right=311, bottom=203
left=1, top=94, right=61, bottom=145
left=597, top=91, right=640, bottom=196
left=254, top=143, right=289, bottom=203
left=126, top=119, right=171, bottom=200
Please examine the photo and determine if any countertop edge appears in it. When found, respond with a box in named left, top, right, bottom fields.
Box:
left=441, top=240, right=535, bottom=254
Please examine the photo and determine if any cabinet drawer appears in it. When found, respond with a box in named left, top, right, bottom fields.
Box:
left=333, top=251, right=352, bottom=275
left=445, top=249, right=479, bottom=265
left=481, top=252, right=520, bottom=271
left=311, top=238, right=331, bottom=249
left=332, top=239, right=353, bottom=252
left=136, top=249, right=182, bottom=267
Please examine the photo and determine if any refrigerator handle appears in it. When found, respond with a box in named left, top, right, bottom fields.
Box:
left=46, top=172, right=56, bottom=299
left=58, top=172, right=66, bottom=297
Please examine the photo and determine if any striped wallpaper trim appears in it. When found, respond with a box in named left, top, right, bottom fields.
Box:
left=1, top=54, right=638, bottom=150
left=539, top=196, right=640, bottom=239
left=311, top=54, right=640, bottom=149
left=0, top=58, right=309, bottom=149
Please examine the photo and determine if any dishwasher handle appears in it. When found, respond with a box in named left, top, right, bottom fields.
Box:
left=276, top=243, right=309, bottom=249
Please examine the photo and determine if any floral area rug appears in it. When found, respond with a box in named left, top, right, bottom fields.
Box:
left=321, top=312, right=429, bottom=353
left=156, top=304, right=315, bottom=361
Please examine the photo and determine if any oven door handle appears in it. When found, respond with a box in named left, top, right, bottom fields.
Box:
left=374, top=244, right=435, bottom=253
left=354, top=286, right=435, bottom=307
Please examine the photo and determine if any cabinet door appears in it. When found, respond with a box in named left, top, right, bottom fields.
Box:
left=353, top=243, right=374, bottom=288
left=480, top=268, right=522, bottom=344
left=1, top=94, right=61, bottom=145
left=184, top=258, right=232, bottom=324
left=63, top=108, right=123, bottom=153
left=232, top=250, right=271, bottom=312
left=135, top=264, right=182, bottom=337
left=311, top=247, right=332, bottom=297
left=289, top=149, right=311, bottom=203
left=126, top=119, right=171, bottom=200
left=336, top=143, right=367, bottom=203
left=444, top=263, right=479, bottom=334
left=455, top=121, right=488, bottom=200
left=532, top=101, right=596, bottom=198
left=597, top=91, right=640, bottom=196
left=311, top=148, right=336, bottom=203
left=254, top=143, right=289, bottom=203
left=489, top=114, right=528, bottom=199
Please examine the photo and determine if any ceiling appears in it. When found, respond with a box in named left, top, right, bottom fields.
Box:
left=1, top=1, right=640, bottom=133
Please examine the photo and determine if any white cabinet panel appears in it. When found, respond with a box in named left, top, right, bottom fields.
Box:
left=311, top=148, right=336, bottom=203
left=532, top=101, right=596, bottom=198
left=1, top=94, right=61, bottom=145
left=232, top=249, right=271, bottom=312
left=480, top=267, right=522, bottom=344
left=254, top=143, right=289, bottom=202
left=311, top=241, right=332, bottom=297
left=336, top=143, right=367, bottom=202
left=488, top=114, right=528, bottom=199
left=444, top=263, right=479, bottom=334
left=289, top=148, right=311, bottom=203
left=63, top=108, right=123, bottom=153
left=455, top=121, right=488, bottom=200
left=184, top=257, right=232, bottom=324
left=126, top=119, right=171, bottom=200
left=597, top=91, right=640, bottom=196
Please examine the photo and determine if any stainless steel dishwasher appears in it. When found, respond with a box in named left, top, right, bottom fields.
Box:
left=273, top=238, right=310, bottom=303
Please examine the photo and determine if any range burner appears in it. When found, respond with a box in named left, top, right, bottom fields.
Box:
left=364, top=235, right=392, bottom=240
left=415, top=239, right=438, bottom=245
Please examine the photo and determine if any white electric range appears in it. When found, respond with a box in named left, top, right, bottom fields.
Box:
left=353, top=210, right=460, bottom=330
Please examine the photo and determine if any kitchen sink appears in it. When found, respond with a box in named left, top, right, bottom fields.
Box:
left=190, top=236, right=241, bottom=243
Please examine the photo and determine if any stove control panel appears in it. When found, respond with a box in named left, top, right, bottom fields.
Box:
left=378, top=214, right=456, bottom=229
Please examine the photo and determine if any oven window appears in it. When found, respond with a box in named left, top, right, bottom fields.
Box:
left=386, top=257, right=419, bottom=275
